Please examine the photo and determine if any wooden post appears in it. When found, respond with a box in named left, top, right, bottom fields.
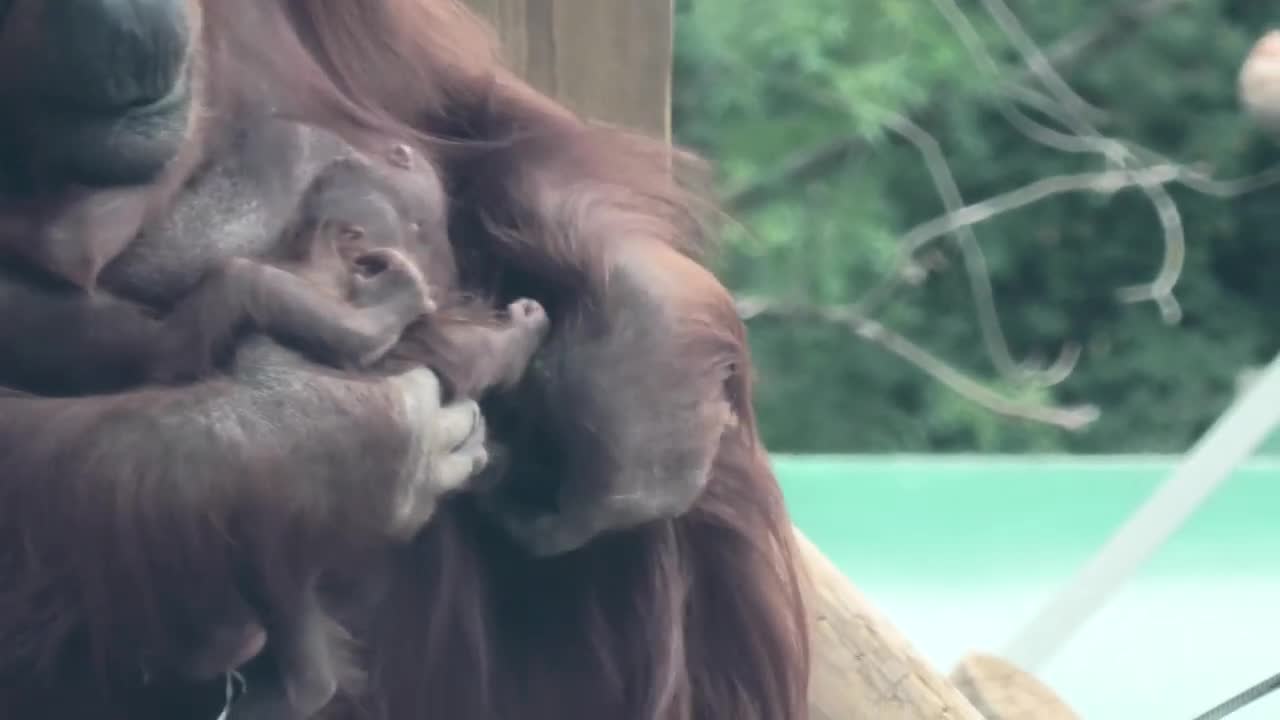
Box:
left=464, top=0, right=672, bottom=138
left=796, top=533, right=985, bottom=719
left=460, top=2, right=987, bottom=718
left=949, top=653, right=1081, bottom=720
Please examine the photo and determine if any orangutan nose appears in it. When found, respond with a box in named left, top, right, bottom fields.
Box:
left=33, top=0, right=191, bottom=112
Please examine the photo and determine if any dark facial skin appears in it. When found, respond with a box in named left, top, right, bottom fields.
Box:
left=0, top=0, right=195, bottom=188
left=0, top=0, right=208, bottom=289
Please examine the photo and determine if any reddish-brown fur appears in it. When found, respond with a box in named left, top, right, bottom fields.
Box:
left=275, top=5, right=811, bottom=714
left=0, top=2, right=811, bottom=718
left=4, top=137, right=551, bottom=717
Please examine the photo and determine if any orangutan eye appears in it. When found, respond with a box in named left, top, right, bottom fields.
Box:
left=341, top=224, right=366, bottom=242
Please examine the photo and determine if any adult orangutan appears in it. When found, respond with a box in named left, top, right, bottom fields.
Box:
left=0, top=2, right=811, bottom=719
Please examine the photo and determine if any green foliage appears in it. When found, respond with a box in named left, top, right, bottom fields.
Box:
left=674, top=0, right=1280, bottom=453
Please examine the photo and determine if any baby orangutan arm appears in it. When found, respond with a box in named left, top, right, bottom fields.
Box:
left=0, top=341, right=489, bottom=679
left=151, top=247, right=434, bottom=383
left=386, top=297, right=550, bottom=401
left=0, top=240, right=434, bottom=393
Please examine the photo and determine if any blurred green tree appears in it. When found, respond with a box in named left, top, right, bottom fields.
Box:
left=674, top=0, right=1280, bottom=453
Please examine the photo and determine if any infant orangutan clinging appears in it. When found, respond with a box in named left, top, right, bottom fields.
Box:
left=0, top=144, right=549, bottom=719
left=199, top=149, right=550, bottom=720
left=176, top=149, right=550, bottom=720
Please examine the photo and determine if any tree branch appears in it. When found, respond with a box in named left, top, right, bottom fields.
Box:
left=724, top=0, right=1193, bottom=214
left=877, top=111, right=1081, bottom=387
left=736, top=295, right=1100, bottom=431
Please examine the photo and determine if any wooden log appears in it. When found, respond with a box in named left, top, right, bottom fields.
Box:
left=796, top=531, right=985, bottom=720
left=461, top=2, right=987, bottom=717
left=950, top=653, right=1080, bottom=720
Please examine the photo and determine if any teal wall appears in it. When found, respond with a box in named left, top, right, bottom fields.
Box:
left=775, top=455, right=1280, bottom=720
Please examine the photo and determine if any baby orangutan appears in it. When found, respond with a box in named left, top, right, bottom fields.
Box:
left=147, top=150, right=538, bottom=390
left=137, top=150, right=548, bottom=718
left=0, top=139, right=549, bottom=716
left=0, top=134, right=546, bottom=716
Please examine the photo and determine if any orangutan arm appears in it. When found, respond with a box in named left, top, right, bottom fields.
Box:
left=500, top=238, right=743, bottom=556
left=448, top=86, right=741, bottom=554
left=0, top=339, right=486, bottom=675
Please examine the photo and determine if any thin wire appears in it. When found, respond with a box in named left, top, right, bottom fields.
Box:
left=215, top=671, right=248, bottom=720
left=1190, top=669, right=1280, bottom=720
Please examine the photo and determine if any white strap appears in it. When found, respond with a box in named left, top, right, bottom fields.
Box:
left=214, top=671, right=247, bottom=720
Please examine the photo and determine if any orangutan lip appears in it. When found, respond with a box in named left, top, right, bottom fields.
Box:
left=11, top=66, right=196, bottom=190
left=0, top=182, right=133, bottom=250
left=0, top=187, right=57, bottom=215
left=0, top=158, right=128, bottom=202
left=0, top=189, right=73, bottom=247
left=32, top=68, right=190, bottom=122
